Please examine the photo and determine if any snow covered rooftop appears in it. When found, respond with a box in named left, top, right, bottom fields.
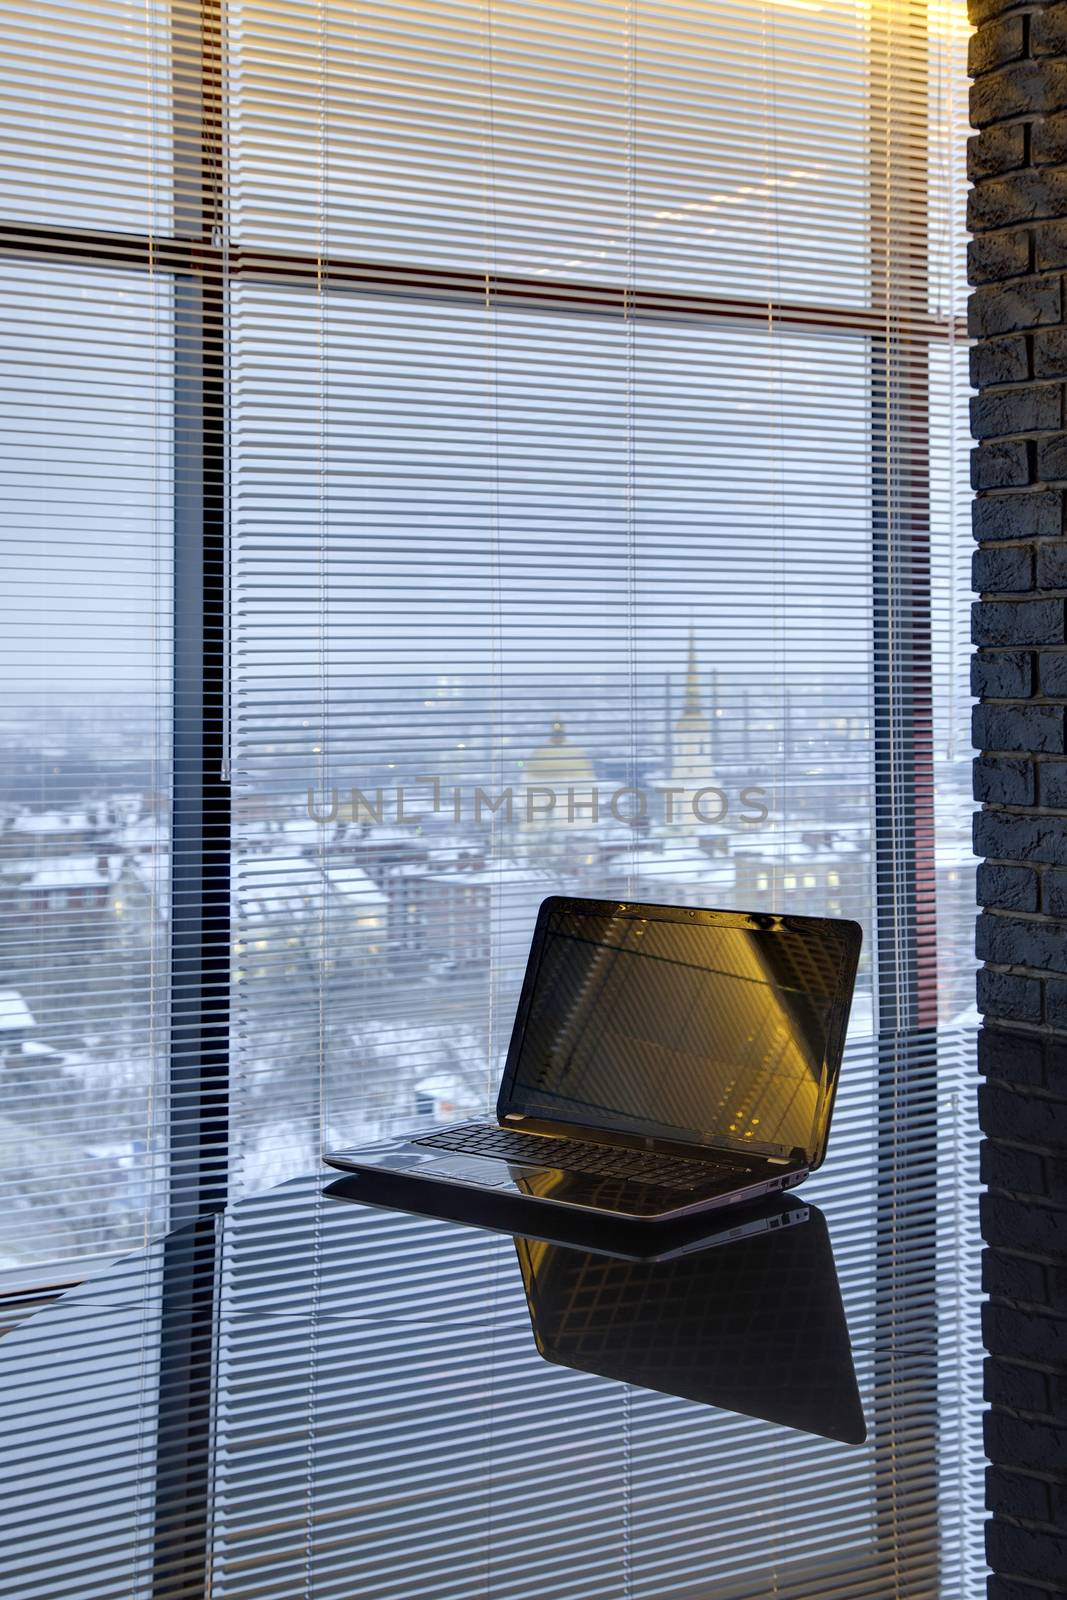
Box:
left=0, top=990, right=35, bottom=1032
left=26, top=856, right=108, bottom=891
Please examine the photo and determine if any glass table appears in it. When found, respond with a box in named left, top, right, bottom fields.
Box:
left=1, top=1115, right=985, bottom=1600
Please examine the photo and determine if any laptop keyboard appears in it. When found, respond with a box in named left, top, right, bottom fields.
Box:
left=413, top=1123, right=752, bottom=1194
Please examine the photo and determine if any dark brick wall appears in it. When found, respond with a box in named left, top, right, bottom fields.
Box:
left=970, top=3, right=1067, bottom=1593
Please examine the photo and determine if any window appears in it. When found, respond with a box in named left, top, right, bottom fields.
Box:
left=0, top=0, right=981, bottom=1587
left=1, top=0, right=975, bottom=1484
left=0, top=258, right=172, bottom=1266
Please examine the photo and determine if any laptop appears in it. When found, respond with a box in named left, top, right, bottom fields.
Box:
left=323, top=896, right=861, bottom=1222
left=324, top=1169, right=813, bottom=1262
left=514, top=1200, right=866, bottom=1443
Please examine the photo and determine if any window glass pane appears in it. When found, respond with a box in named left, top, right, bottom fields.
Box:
left=231, top=286, right=878, bottom=1179
left=0, top=0, right=172, bottom=234
left=0, top=262, right=172, bottom=1268
left=230, top=0, right=870, bottom=307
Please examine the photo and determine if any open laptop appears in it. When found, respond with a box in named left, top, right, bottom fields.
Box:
left=325, top=1169, right=813, bottom=1262
left=514, top=1200, right=866, bottom=1443
left=323, top=897, right=861, bottom=1222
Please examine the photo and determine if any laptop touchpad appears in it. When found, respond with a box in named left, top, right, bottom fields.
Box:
left=421, top=1156, right=545, bottom=1187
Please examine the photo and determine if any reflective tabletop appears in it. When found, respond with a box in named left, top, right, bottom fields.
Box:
left=1, top=1129, right=985, bottom=1600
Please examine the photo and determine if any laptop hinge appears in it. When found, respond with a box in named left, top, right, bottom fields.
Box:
left=767, top=1146, right=808, bottom=1167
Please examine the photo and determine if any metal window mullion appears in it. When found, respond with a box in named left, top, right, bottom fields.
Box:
left=169, top=0, right=230, bottom=1231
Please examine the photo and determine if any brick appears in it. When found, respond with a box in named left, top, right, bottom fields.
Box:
left=985, top=1248, right=1051, bottom=1302
left=1048, top=869, right=1067, bottom=916
left=1035, top=110, right=1067, bottom=168
left=973, top=490, right=1063, bottom=540
left=970, top=14, right=1025, bottom=76
left=973, top=542, right=1036, bottom=591
left=972, top=63, right=1067, bottom=132
left=975, top=808, right=1067, bottom=864
left=985, top=1356, right=1050, bottom=1413
left=969, top=0, right=1030, bottom=25
left=978, top=966, right=1044, bottom=1021
left=1047, top=978, right=1067, bottom=1028
left=973, top=702, right=1066, bottom=753
left=973, top=598, right=1065, bottom=645
left=982, top=656, right=1033, bottom=704
left=973, top=385, right=1062, bottom=439
left=1042, top=760, right=1067, bottom=807
left=970, top=228, right=1031, bottom=283
left=1037, top=219, right=1067, bottom=273
left=1004, top=1248, right=1067, bottom=1312
left=986, top=1302, right=1067, bottom=1367
left=974, top=439, right=1031, bottom=488
left=986, top=1515, right=1067, bottom=1584
left=988, top=1579, right=1067, bottom=1600
left=970, top=123, right=1028, bottom=179
left=1036, top=329, right=1067, bottom=381
left=978, top=910, right=1067, bottom=971
left=987, top=1464, right=1053, bottom=1522
left=973, top=648, right=1034, bottom=697
left=1033, top=4, right=1067, bottom=61
left=986, top=1410, right=1067, bottom=1472
left=1039, top=542, right=1067, bottom=588
left=985, top=1111, right=1067, bottom=1187
left=969, top=170, right=1067, bottom=233
left=983, top=1188, right=1067, bottom=1253
left=1036, top=430, right=1067, bottom=482
left=1042, top=651, right=1067, bottom=695
left=975, top=754, right=1037, bottom=804
left=979, top=860, right=1040, bottom=911
left=970, top=275, right=1062, bottom=336
left=981, top=1134, right=1052, bottom=1191
left=979, top=1025, right=1048, bottom=1085
left=972, top=333, right=1030, bottom=387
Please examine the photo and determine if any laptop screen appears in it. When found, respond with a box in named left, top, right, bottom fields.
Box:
left=502, top=901, right=859, bottom=1163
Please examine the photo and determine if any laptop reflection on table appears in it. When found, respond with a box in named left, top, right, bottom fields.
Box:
left=514, top=1200, right=866, bottom=1445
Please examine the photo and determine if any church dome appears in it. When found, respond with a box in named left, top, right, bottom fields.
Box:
left=523, top=719, right=596, bottom=786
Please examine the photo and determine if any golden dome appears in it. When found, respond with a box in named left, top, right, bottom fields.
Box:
left=523, top=718, right=597, bottom=785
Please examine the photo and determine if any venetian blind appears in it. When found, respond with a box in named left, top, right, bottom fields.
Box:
left=0, top=0, right=176, bottom=1269
left=225, top=0, right=975, bottom=1198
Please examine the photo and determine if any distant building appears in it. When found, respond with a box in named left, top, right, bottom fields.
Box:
left=233, top=855, right=388, bottom=983
left=648, top=629, right=723, bottom=836
left=389, top=854, right=554, bottom=968
left=734, top=828, right=866, bottom=920
left=0, top=989, right=35, bottom=1055
left=519, top=718, right=599, bottom=845
left=14, top=854, right=111, bottom=914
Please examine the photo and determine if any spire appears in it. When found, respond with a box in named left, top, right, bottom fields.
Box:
left=683, top=626, right=702, bottom=714
left=663, top=673, right=673, bottom=772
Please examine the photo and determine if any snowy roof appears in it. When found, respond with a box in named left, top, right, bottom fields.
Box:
left=324, top=865, right=387, bottom=906
left=10, top=810, right=91, bottom=836
left=281, top=817, right=335, bottom=845
left=0, top=990, right=34, bottom=1032
left=26, top=855, right=108, bottom=891
left=628, top=850, right=734, bottom=880
left=423, top=862, right=554, bottom=888
left=241, top=854, right=319, bottom=881
left=236, top=855, right=385, bottom=918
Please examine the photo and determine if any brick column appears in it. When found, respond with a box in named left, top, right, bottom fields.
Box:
left=970, top=2, right=1067, bottom=1592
